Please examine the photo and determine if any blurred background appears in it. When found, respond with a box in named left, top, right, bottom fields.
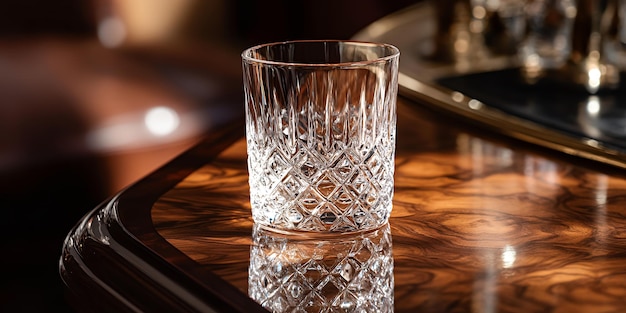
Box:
left=0, top=0, right=416, bottom=311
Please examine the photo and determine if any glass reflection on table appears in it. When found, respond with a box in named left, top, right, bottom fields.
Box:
left=248, top=223, right=394, bottom=313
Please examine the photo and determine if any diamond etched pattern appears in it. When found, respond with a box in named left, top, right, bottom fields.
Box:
left=244, top=42, right=399, bottom=232
left=249, top=224, right=394, bottom=313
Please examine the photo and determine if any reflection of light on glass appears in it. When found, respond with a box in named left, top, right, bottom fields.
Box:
left=595, top=175, right=608, bottom=206
left=588, top=66, right=602, bottom=92
left=144, top=106, right=180, bottom=136
left=485, top=0, right=499, bottom=11
left=468, top=99, right=483, bottom=110
left=525, top=53, right=541, bottom=69
left=457, top=134, right=513, bottom=175
left=454, top=31, right=470, bottom=53
left=522, top=53, right=543, bottom=83
left=595, top=175, right=608, bottom=242
left=470, top=20, right=483, bottom=33
left=98, top=16, right=126, bottom=48
left=584, top=138, right=601, bottom=148
left=452, top=92, right=464, bottom=103
left=586, top=96, right=601, bottom=116
left=473, top=249, right=497, bottom=313
left=565, top=5, right=577, bottom=18
left=473, top=6, right=487, bottom=19
left=554, top=36, right=567, bottom=50
left=523, top=156, right=558, bottom=185
left=501, top=245, right=516, bottom=269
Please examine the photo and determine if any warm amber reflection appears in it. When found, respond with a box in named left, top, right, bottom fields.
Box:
left=154, top=101, right=626, bottom=312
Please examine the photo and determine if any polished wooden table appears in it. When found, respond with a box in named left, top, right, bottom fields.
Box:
left=60, top=93, right=626, bottom=312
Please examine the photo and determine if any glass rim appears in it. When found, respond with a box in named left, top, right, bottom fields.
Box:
left=241, top=39, right=400, bottom=67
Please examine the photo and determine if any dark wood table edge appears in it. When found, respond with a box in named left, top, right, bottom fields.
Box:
left=59, top=120, right=269, bottom=313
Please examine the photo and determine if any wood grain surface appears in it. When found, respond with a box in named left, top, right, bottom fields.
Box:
left=153, top=99, right=626, bottom=312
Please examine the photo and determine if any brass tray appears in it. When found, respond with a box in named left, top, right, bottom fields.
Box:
left=353, top=1, right=626, bottom=170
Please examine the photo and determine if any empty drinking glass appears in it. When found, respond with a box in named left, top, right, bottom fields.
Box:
left=242, top=40, right=400, bottom=233
left=519, top=0, right=578, bottom=71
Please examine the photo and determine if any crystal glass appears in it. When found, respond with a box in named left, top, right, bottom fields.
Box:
left=467, top=0, right=526, bottom=55
left=242, top=40, right=400, bottom=233
left=248, top=223, right=394, bottom=312
left=518, top=0, right=578, bottom=70
left=604, top=0, right=626, bottom=68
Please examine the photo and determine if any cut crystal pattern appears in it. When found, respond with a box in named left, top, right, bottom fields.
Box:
left=249, top=223, right=394, bottom=313
left=243, top=41, right=399, bottom=232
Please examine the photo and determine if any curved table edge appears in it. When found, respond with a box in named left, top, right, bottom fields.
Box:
left=59, top=122, right=268, bottom=313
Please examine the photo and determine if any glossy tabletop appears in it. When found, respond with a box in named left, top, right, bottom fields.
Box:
left=60, top=95, right=626, bottom=312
